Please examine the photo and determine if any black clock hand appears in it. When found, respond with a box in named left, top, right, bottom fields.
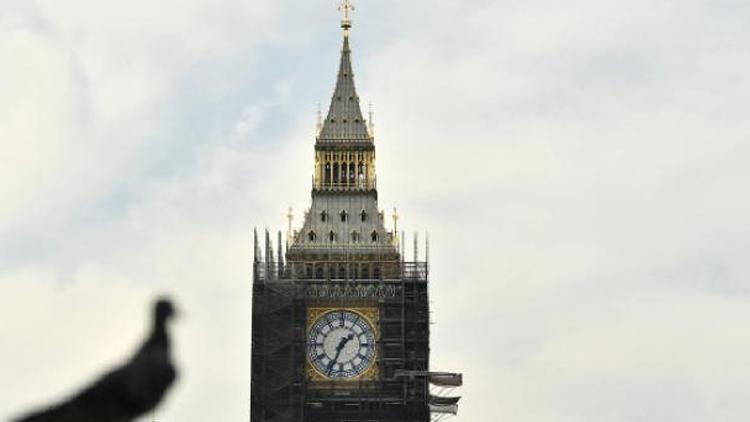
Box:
left=326, top=353, right=340, bottom=374
left=326, top=338, right=347, bottom=374
left=327, top=334, right=356, bottom=375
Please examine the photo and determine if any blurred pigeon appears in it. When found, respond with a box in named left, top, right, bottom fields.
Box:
left=15, top=298, right=178, bottom=422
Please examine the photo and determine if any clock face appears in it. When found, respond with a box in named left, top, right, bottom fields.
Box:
left=307, top=309, right=377, bottom=379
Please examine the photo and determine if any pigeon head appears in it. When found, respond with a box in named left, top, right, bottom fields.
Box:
left=154, top=298, right=176, bottom=324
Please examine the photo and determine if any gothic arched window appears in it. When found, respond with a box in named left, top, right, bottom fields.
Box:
left=360, top=210, right=367, bottom=222
left=340, top=210, right=348, bottom=223
left=321, top=211, right=328, bottom=222
left=308, top=231, right=317, bottom=242
left=352, top=231, right=360, bottom=243
left=371, top=231, right=378, bottom=242
left=329, top=231, right=336, bottom=243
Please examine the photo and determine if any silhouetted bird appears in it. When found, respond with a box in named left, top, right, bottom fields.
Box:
left=15, top=298, right=178, bottom=422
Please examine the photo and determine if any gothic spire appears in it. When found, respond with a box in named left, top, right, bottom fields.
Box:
left=317, top=2, right=371, bottom=143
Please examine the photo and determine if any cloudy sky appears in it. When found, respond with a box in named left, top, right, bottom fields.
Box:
left=2, top=0, right=750, bottom=421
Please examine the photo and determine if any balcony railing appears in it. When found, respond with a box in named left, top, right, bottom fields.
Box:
left=312, top=176, right=377, bottom=192
left=254, top=261, right=428, bottom=284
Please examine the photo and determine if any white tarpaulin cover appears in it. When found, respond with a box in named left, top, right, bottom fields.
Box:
left=430, top=396, right=461, bottom=406
left=429, top=373, right=463, bottom=387
left=429, top=404, right=459, bottom=415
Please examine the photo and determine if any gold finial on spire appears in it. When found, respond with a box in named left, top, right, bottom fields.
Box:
left=316, top=103, right=322, bottom=134
left=286, top=207, right=294, bottom=246
left=339, top=0, right=354, bottom=32
left=368, top=103, right=375, bottom=136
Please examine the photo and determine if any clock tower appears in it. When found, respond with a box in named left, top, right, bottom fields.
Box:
left=251, top=3, right=461, bottom=422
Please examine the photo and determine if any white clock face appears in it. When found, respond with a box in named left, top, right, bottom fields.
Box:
left=307, top=310, right=377, bottom=379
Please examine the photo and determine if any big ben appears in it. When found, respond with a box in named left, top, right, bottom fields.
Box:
left=251, top=2, right=460, bottom=422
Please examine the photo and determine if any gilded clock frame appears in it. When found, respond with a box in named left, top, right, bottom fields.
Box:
left=306, top=307, right=380, bottom=382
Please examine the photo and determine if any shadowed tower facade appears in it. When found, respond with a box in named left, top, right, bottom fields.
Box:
left=251, top=4, right=432, bottom=422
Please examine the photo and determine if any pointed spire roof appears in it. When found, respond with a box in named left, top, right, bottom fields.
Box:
left=318, top=33, right=372, bottom=143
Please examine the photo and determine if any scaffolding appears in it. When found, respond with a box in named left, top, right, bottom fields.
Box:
left=251, top=231, right=431, bottom=422
left=394, top=372, right=464, bottom=422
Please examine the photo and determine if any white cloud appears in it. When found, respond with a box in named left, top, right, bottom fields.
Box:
left=0, top=0, right=284, bottom=232
left=363, top=1, right=750, bottom=421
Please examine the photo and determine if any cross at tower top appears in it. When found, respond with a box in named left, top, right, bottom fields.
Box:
left=339, top=0, right=355, bottom=31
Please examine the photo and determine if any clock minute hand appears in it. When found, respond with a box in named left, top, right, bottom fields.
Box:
left=326, top=337, right=348, bottom=374
left=326, top=335, right=355, bottom=375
